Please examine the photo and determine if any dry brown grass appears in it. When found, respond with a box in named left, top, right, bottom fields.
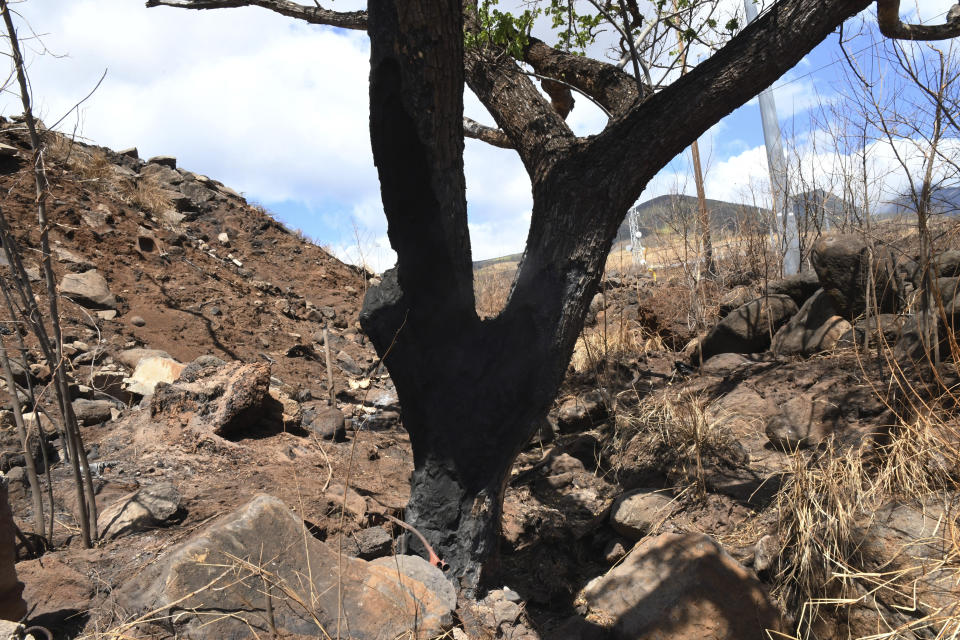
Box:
left=44, top=131, right=174, bottom=219
left=614, top=391, right=746, bottom=500
left=124, top=179, right=174, bottom=219
left=772, top=404, right=960, bottom=639
left=474, top=267, right=513, bottom=319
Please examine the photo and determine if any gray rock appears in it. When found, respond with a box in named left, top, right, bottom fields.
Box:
left=336, top=350, right=362, bottom=376
left=72, top=399, right=116, bottom=426
left=349, top=526, right=393, bottom=559
left=116, top=348, right=172, bottom=370
left=579, top=532, right=783, bottom=640
left=0, top=620, right=35, bottom=640
left=753, top=534, right=779, bottom=572
left=698, top=295, right=798, bottom=361
left=840, top=313, right=904, bottom=348
left=124, top=357, right=185, bottom=397
left=179, top=180, right=217, bottom=207
left=852, top=496, right=960, bottom=636
left=129, top=315, right=146, bottom=327
left=116, top=495, right=455, bottom=639
left=177, top=355, right=227, bottom=383
left=557, top=390, right=608, bottom=432
left=146, top=155, right=177, bottom=169
left=59, top=270, right=116, bottom=310
left=765, top=393, right=839, bottom=450
left=767, top=270, right=821, bottom=307
left=151, top=361, right=271, bottom=438
left=140, top=162, right=182, bottom=187
left=603, top=538, right=629, bottom=564
left=811, top=234, right=903, bottom=318
left=771, top=289, right=852, bottom=356
left=0, top=423, right=47, bottom=473
left=609, top=488, right=676, bottom=540
left=97, top=481, right=182, bottom=539
left=718, top=285, right=756, bottom=317
left=700, top=352, right=753, bottom=375
left=306, top=407, right=346, bottom=441
left=911, top=249, right=960, bottom=287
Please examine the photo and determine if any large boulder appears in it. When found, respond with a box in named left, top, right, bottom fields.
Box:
left=151, top=360, right=272, bottom=439
left=115, top=494, right=455, bottom=640
left=767, top=270, right=821, bottom=307
left=848, top=496, right=960, bottom=637
left=578, top=532, right=782, bottom=639
left=59, top=270, right=116, bottom=310
left=771, top=289, right=852, bottom=356
left=811, top=235, right=902, bottom=318
left=697, top=295, right=797, bottom=361
left=910, top=249, right=960, bottom=288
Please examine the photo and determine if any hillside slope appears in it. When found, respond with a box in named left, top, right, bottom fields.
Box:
left=0, top=118, right=377, bottom=400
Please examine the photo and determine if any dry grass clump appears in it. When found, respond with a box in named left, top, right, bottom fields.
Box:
left=46, top=133, right=112, bottom=183
left=44, top=131, right=174, bottom=218
left=570, top=322, right=664, bottom=374
left=773, top=440, right=874, bottom=627
left=773, top=405, right=960, bottom=639
left=124, top=179, right=174, bottom=218
left=874, top=411, right=959, bottom=499
left=615, top=391, right=746, bottom=499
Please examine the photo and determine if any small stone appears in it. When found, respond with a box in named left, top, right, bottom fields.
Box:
left=130, top=315, right=146, bottom=327
left=217, top=232, right=230, bottom=246
left=609, top=488, right=676, bottom=540
left=754, top=534, right=779, bottom=572
left=603, top=538, right=629, bottom=564
left=97, top=482, right=182, bottom=539
left=336, top=350, right=362, bottom=376
left=307, top=407, right=346, bottom=441
left=350, top=527, right=393, bottom=559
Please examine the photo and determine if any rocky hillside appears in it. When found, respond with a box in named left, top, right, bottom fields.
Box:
left=0, top=118, right=381, bottom=404
left=0, top=118, right=957, bottom=640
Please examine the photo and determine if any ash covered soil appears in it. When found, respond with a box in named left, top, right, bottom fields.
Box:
left=1, top=122, right=957, bottom=640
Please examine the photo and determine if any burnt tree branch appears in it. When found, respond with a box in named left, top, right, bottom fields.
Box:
left=144, top=0, right=368, bottom=29
left=876, top=0, right=960, bottom=41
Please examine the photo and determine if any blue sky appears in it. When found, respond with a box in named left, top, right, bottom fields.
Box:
left=0, top=0, right=956, bottom=270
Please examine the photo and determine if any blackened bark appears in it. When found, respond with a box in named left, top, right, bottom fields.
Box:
left=523, top=36, right=644, bottom=116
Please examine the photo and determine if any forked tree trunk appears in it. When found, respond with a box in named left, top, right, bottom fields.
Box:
left=363, top=0, right=877, bottom=595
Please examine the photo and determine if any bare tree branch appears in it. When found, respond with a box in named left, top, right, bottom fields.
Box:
left=877, top=0, right=960, bottom=41
left=144, top=0, right=367, bottom=30
left=463, top=117, right=512, bottom=149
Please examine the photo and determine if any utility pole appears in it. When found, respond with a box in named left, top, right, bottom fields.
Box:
left=743, top=0, right=800, bottom=275
left=673, top=7, right=715, bottom=278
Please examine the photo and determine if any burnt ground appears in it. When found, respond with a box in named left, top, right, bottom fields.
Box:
left=0, top=123, right=957, bottom=640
